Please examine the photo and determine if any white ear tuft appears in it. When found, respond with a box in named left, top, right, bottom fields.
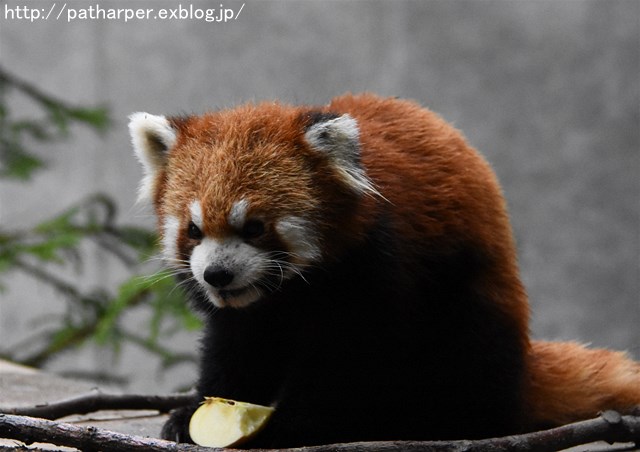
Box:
left=304, top=114, right=380, bottom=197
left=128, top=112, right=177, bottom=201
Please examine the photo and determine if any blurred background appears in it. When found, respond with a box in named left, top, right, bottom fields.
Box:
left=1, top=0, right=638, bottom=393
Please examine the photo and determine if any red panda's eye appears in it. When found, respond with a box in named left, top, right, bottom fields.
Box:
left=188, top=221, right=203, bottom=240
left=242, top=220, right=265, bottom=240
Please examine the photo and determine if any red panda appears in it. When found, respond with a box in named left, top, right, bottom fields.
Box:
left=129, top=93, right=639, bottom=447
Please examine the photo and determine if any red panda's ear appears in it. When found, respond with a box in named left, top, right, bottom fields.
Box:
left=128, top=112, right=177, bottom=201
left=304, top=114, right=379, bottom=197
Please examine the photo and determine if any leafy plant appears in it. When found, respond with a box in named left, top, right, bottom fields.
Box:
left=0, top=66, right=199, bottom=381
left=0, top=67, right=109, bottom=180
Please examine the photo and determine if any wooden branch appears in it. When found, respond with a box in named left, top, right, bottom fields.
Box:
left=0, top=414, right=204, bottom=452
left=0, top=388, right=196, bottom=420
left=0, top=411, right=638, bottom=452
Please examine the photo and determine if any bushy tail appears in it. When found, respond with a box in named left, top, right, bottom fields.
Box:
left=524, top=340, right=640, bottom=429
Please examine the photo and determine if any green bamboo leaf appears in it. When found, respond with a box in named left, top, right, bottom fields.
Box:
left=118, top=227, right=158, bottom=257
left=34, top=208, right=78, bottom=234
left=66, top=106, right=111, bottom=134
left=94, top=276, right=150, bottom=344
left=135, top=270, right=201, bottom=340
left=0, top=145, right=45, bottom=180
left=0, top=252, right=14, bottom=273
left=11, top=119, right=52, bottom=141
left=180, top=309, right=203, bottom=331
left=22, top=232, right=81, bottom=262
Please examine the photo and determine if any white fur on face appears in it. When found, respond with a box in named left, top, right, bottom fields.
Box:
left=184, top=198, right=265, bottom=308
left=170, top=200, right=319, bottom=309
left=228, top=199, right=249, bottom=229
left=189, top=200, right=203, bottom=229
left=162, top=215, right=181, bottom=263
left=190, top=237, right=265, bottom=308
left=275, top=216, right=321, bottom=265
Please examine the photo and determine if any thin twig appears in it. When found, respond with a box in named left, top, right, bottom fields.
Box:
left=0, top=389, right=196, bottom=420
left=12, top=258, right=82, bottom=301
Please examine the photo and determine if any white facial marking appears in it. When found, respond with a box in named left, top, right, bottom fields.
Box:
left=181, top=201, right=314, bottom=309
left=275, top=216, right=321, bottom=264
left=228, top=199, right=249, bottom=229
left=189, top=200, right=203, bottom=229
left=190, top=236, right=266, bottom=309
left=162, top=215, right=180, bottom=263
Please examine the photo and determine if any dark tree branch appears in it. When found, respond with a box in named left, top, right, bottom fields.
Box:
left=0, top=414, right=204, bottom=452
left=0, top=411, right=638, bottom=452
left=0, top=389, right=196, bottom=420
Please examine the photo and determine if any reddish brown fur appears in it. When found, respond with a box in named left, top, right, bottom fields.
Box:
left=322, top=95, right=640, bottom=428
left=526, top=340, right=640, bottom=428
left=156, top=95, right=530, bottom=342
left=165, top=109, right=317, bottom=232
left=325, top=94, right=531, bottom=340
left=145, top=93, right=639, bottom=439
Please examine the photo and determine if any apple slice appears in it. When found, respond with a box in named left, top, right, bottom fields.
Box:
left=188, top=397, right=275, bottom=448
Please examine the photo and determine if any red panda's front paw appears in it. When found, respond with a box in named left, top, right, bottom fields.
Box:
left=161, top=405, right=197, bottom=443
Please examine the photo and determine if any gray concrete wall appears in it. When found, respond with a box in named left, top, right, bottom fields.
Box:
left=1, top=0, right=638, bottom=392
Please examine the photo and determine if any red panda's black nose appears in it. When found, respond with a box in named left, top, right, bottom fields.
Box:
left=203, top=266, right=235, bottom=288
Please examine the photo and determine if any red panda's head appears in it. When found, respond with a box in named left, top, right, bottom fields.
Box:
left=129, top=103, right=378, bottom=308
